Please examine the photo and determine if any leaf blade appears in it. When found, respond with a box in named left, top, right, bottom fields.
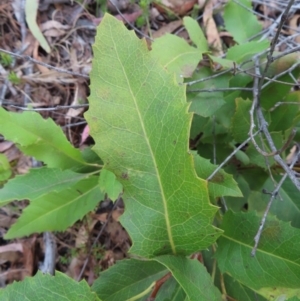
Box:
left=85, top=14, right=221, bottom=257
left=5, top=176, right=103, bottom=238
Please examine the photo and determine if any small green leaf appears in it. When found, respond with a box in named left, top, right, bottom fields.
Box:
left=0, top=153, right=11, bottom=182
left=183, top=17, right=208, bottom=52
left=224, top=0, right=262, bottom=44
left=92, top=259, right=167, bottom=301
left=0, top=167, right=88, bottom=205
left=25, top=0, right=50, bottom=53
left=0, top=108, right=85, bottom=169
left=5, top=176, right=103, bottom=238
left=227, top=40, right=269, bottom=63
left=230, top=98, right=252, bottom=142
left=151, top=34, right=202, bottom=79
left=0, top=270, right=100, bottom=301
left=99, top=169, right=123, bottom=201
left=216, top=211, right=300, bottom=300
left=193, top=154, right=242, bottom=198
left=154, top=255, right=223, bottom=301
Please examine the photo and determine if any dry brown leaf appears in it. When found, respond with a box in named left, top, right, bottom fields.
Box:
left=152, top=20, right=182, bottom=39
left=33, top=40, right=50, bottom=74
left=40, top=20, right=70, bottom=37
left=0, top=243, right=23, bottom=264
left=288, top=15, right=300, bottom=44
left=155, top=0, right=197, bottom=15
left=0, top=141, right=14, bottom=153
left=203, top=0, right=223, bottom=56
left=66, top=83, right=86, bottom=118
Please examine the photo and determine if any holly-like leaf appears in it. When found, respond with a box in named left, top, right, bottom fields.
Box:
left=85, top=14, right=221, bottom=258
left=99, top=169, right=123, bottom=201
left=0, top=270, right=100, bottom=301
left=92, top=259, right=167, bottom=301
left=193, top=154, right=242, bottom=198
left=5, top=176, right=103, bottom=238
left=224, top=0, right=262, bottom=44
left=0, top=108, right=85, bottom=169
left=216, top=211, right=300, bottom=300
left=0, top=167, right=88, bottom=205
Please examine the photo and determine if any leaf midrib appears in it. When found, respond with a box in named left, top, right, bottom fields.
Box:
left=222, top=234, right=300, bottom=266
left=113, top=37, right=176, bottom=254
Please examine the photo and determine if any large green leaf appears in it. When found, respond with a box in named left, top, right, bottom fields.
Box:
left=85, top=14, right=221, bottom=257
left=0, top=108, right=85, bottom=169
left=216, top=211, right=300, bottom=300
left=224, top=0, right=262, bottom=44
left=5, top=176, right=103, bottom=238
left=92, top=259, right=167, bottom=301
left=0, top=270, right=100, bottom=301
left=154, top=255, right=222, bottom=301
left=0, top=167, right=88, bottom=205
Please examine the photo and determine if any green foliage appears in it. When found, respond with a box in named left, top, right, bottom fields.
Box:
left=0, top=53, right=13, bottom=67
left=0, top=270, right=101, bottom=300
left=0, top=5, right=300, bottom=301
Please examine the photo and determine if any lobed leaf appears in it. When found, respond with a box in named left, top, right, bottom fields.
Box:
left=85, top=14, right=221, bottom=258
left=5, top=176, right=103, bottom=238
left=0, top=270, right=100, bottom=301
left=0, top=108, right=85, bottom=169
